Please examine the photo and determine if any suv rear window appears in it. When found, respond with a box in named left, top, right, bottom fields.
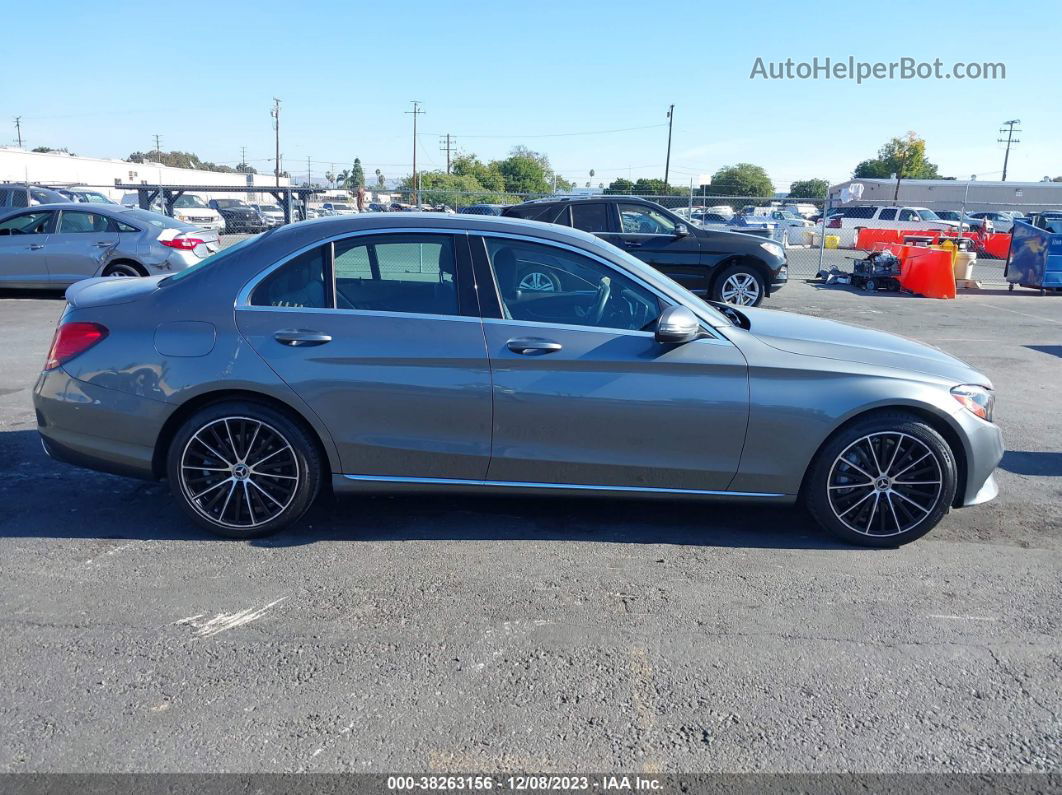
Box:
left=571, top=203, right=609, bottom=232
left=841, top=207, right=875, bottom=219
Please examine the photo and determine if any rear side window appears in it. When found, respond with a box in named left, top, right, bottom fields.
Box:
left=333, top=234, right=459, bottom=317
left=10, top=188, right=29, bottom=208
left=58, top=211, right=112, bottom=233
left=571, top=203, right=609, bottom=233
left=251, top=246, right=329, bottom=309
left=878, top=209, right=896, bottom=220
left=842, top=207, right=875, bottom=219
left=552, top=205, right=571, bottom=226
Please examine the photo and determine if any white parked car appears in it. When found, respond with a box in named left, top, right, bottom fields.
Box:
left=321, top=201, right=358, bottom=216
left=251, top=203, right=286, bottom=227
left=825, top=206, right=960, bottom=246
left=782, top=202, right=819, bottom=219
left=968, top=211, right=1019, bottom=233
left=171, top=194, right=225, bottom=233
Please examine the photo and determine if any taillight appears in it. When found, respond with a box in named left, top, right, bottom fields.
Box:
left=826, top=217, right=841, bottom=228
left=45, top=322, right=108, bottom=371
left=160, top=237, right=205, bottom=250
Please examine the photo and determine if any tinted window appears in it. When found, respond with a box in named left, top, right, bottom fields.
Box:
left=552, top=205, right=571, bottom=226
left=878, top=209, right=897, bottom=220
left=9, top=188, right=29, bottom=208
left=251, top=246, right=328, bottom=308
left=898, top=209, right=918, bottom=222
left=570, top=203, right=609, bottom=233
left=617, top=204, right=676, bottom=234
left=333, top=234, right=459, bottom=316
left=0, top=211, right=51, bottom=234
left=58, top=211, right=111, bottom=233
left=486, top=237, right=660, bottom=332
left=843, top=206, right=875, bottom=219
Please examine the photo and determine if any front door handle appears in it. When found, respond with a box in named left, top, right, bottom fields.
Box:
left=94, top=241, right=113, bottom=247
left=28, top=243, right=44, bottom=250
left=274, top=329, right=332, bottom=347
left=623, top=240, right=642, bottom=248
left=506, top=337, right=563, bottom=355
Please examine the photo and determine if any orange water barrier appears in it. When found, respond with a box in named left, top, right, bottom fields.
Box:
left=880, top=244, right=956, bottom=299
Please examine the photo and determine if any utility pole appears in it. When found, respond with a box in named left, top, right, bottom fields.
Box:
left=406, top=101, right=424, bottom=205
left=153, top=134, right=162, bottom=158
left=307, top=155, right=312, bottom=187
left=998, top=119, right=1021, bottom=182
left=240, top=146, right=247, bottom=168
left=271, top=98, right=282, bottom=188
left=663, top=104, right=675, bottom=193
left=13, top=116, right=22, bottom=148
left=439, top=134, right=456, bottom=174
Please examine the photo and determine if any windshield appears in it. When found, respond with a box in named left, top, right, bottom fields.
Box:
left=259, top=205, right=281, bottom=212
left=121, top=208, right=189, bottom=229
left=214, top=199, right=247, bottom=208
left=916, top=209, right=941, bottom=221
left=173, top=195, right=208, bottom=208
left=162, top=237, right=257, bottom=285
left=330, top=203, right=351, bottom=210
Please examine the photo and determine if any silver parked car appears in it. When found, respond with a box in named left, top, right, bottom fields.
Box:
left=0, top=203, right=219, bottom=288
left=34, top=214, right=1003, bottom=546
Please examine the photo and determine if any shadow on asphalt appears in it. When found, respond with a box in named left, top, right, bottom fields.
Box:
left=1027, top=345, right=1062, bottom=360
left=1000, top=450, right=1062, bottom=477
left=0, top=429, right=848, bottom=551
left=0, top=289, right=65, bottom=300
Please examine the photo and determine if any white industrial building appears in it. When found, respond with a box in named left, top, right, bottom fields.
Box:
left=827, top=177, right=1062, bottom=213
left=0, top=147, right=290, bottom=203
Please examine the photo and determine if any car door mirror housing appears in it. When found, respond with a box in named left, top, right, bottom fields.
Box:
left=675, top=223, right=689, bottom=237
left=655, top=305, right=701, bottom=344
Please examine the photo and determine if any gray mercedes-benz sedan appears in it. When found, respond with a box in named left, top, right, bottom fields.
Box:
left=33, top=214, right=1003, bottom=546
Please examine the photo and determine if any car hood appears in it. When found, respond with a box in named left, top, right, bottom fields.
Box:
left=734, top=305, right=990, bottom=387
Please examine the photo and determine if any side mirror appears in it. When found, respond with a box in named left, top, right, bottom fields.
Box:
left=675, top=223, right=689, bottom=237
left=655, top=305, right=701, bottom=344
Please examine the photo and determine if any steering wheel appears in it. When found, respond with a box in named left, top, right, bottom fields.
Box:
left=590, top=276, right=611, bottom=324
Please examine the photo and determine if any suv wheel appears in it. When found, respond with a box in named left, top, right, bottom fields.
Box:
left=804, top=413, right=957, bottom=547
left=712, top=264, right=765, bottom=307
left=167, top=401, right=322, bottom=539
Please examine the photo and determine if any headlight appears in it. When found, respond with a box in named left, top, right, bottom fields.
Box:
left=951, top=384, right=994, bottom=422
left=760, top=242, right=784, bottom=259
left=176, top=214, right=188, bottom=221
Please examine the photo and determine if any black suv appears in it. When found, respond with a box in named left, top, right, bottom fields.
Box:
left=502, top=196, right=787, bottom=306
left=207, top=199, right=269, bottom=234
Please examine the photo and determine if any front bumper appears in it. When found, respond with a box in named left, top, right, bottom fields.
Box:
left=953, top=408, right=1005, bottom=508
left=34, top=367, right=172, bottom=480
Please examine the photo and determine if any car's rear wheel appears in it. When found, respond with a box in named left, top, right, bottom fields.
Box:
left=712, top=264, right=765, bottom=307
left=103, top=262, right=143, bottom=278
left=804, top=413, right=957, bottom=547
left=167, top=401, right=322, bottom=539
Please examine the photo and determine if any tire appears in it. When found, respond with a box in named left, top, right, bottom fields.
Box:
left=517, top=268, right=560, bottom=293
left=803, top=412, right=957, bottom=547
left=103, top=261, right=143, bottom=278
left=711, top=263, right=766, bottom=307
left=166, top=401, right=322, bottom=539
left=863, top=278, right=877, bottom=292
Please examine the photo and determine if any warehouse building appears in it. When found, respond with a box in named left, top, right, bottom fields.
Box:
left=827, top=177, right=1062, bottom=213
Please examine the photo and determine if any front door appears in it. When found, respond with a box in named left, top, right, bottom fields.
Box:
left=596, top=202, right=706, bottom=295
left=475, top=235, right=748, bottom=491
left=235, top=231, right=493, bottom=480
left=47, top=210, right=120, bottom=284
left=0, top=210, right=54, bottom=288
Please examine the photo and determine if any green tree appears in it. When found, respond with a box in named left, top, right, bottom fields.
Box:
left=707, top=163, right=774, bottom=197
left=32, top=146, right=76, bottom=155
left=236, top=161, right=257, bottom=175
left=398, top=171, right=509, bottom=208
left=127, top=149, right=236, bottom=173
left=452, top=154, right=505, bottom=192
left=496, top=147, right=555, bottom=194
left=853, top=132, right=941, bottom=180
left=787, top=178, right=829, bottom=199
left=352, top=158, right=365, bottom=188
left=375, top=168, right=385, bottom=189
left=605, top=177, right=634, bottom=194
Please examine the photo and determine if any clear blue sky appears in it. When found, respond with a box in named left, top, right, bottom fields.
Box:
left=6, top=0, right=1060, bottom=189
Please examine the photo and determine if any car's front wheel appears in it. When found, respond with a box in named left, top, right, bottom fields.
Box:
left=167, top=401, right=322, bottom=538
left=712, top=263, right=766, bottom=307
left=803, top=413, right=957, bottom=547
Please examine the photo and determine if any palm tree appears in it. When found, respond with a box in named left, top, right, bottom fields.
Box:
left=336, top=169, right=351, bottom=189
left=324, top=171, right=335, bottom=188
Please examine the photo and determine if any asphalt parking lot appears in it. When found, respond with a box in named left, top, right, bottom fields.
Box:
left=0, top=280, right=1059, bottom=774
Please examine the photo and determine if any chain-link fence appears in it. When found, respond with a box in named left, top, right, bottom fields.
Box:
left=7, top=179, right=1060, bottom=285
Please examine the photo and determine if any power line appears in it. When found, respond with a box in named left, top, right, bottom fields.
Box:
left=998, top=119, right=1021, bottom=182
left=424, top=123, right=667, bottom=140
left=663, top=105, right=674, bottom=192
left=13, top=116, right=22, bottom=148
left=406, top=101, right=425, bottom=199
left=271, top=98, right=282, bottom=188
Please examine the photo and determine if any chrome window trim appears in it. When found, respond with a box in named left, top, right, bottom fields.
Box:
left=475, top=230, right=726, bottom=341
left=343, top=473, right=785, bottom=498
left=237, top=304, right=483, bottom=324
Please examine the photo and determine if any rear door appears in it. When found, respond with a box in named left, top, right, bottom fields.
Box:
left=0, top=210, right=55, bottom=287
left=47, top=210, right=120, bottom=284
left=597, top=202, right=705, bottom=294
left=235, top=230, right=493, bottom=480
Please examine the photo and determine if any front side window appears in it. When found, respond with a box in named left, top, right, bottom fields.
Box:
left=0, top=211, right=52, bottom=235
left=570, top=203, right=609, bottom=232
left=898, top=209, right=918, bottom=222
left=251, top=245, right=329, bottom=308
left=917, top=209, right=940, bottom=221
left=58, top=211, right=111, bottom=234
left=617, top=204, right=676, bottom=235
left=333, top=234, right=459, bottom=316
left=486, top=238, right=660, bottom=332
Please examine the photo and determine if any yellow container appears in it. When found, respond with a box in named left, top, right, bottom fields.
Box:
left=937, top=239, right=958, bottom=265
left=825, top=235, right=840, bottom=249
left=954, top=251, right=976, bottom=281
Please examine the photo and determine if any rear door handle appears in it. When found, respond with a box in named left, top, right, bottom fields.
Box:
left=506, top=337, right=563, bottom=355
left=94, top=241, right=114, bottom=247
left=274, top=329, right=332, bottom=347
left=623, top=240, right=642, bottom=248
left=28, top=244, right=44, bottom=250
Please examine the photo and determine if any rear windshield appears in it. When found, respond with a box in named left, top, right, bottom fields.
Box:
left=122, top=208, right=187, bottom=229
left=162, top=237, right=257, bottom=285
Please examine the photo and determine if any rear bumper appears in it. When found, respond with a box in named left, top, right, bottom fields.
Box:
left=34, top=367, right=172, bottom=480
